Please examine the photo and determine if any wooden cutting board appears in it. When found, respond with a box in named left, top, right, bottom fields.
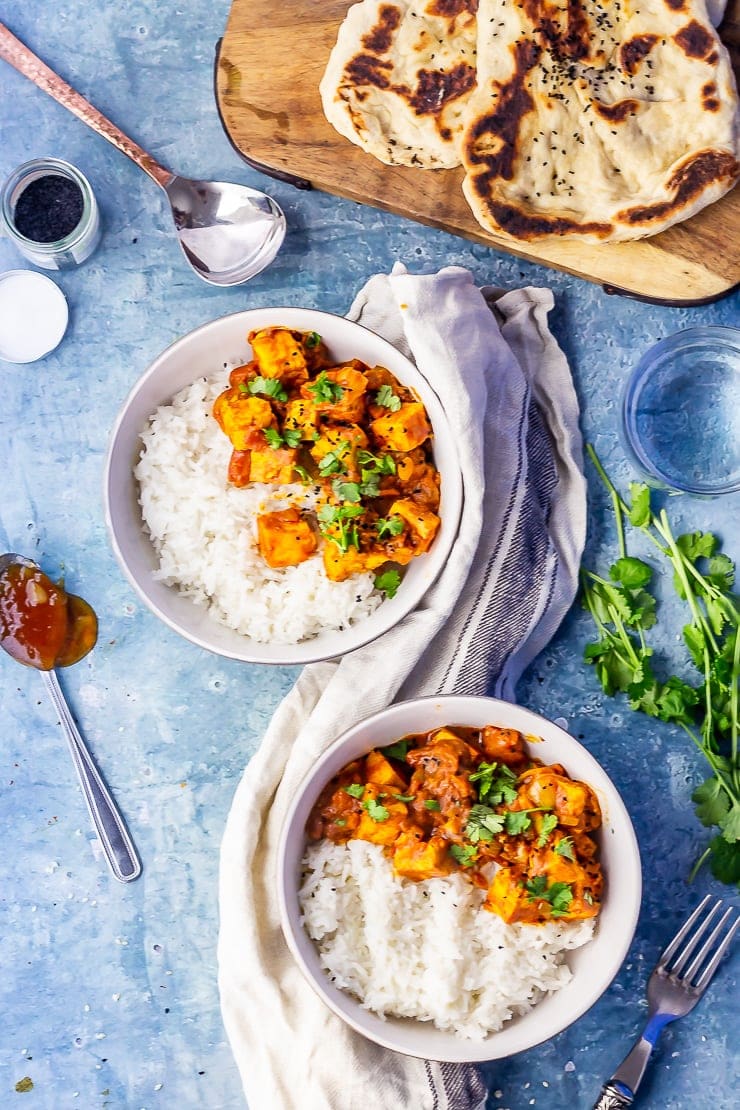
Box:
left=216, top=0, right=740, bottom=304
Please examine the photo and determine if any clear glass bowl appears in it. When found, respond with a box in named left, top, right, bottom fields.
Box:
left=621, top=326, right=740, bottom=496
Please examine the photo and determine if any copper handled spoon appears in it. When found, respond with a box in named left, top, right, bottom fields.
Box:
left=0, top=553, right=141, bottom=883
left=0, top=22, right=286, bottom=286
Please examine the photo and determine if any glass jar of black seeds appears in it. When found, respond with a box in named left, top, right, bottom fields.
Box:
left=1, top=158, right=101, bottom=269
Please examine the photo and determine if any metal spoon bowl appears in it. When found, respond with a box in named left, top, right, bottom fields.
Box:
left=0, top=22, right=286, bottom=286
left=0, top=553, right=141, bottom=882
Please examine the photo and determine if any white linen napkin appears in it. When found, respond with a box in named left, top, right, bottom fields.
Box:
left=217, top=263, right=587, bottom=1110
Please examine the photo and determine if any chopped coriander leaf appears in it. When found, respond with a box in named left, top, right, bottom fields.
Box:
left=318, top=503, right=364, bottom=553
left=504, top=810, right=532, bottom=835
left=318, top=441, right=350, bottom=476
left=469, top=761, right=518, bottom=806
left=359, top=470, right=381, bottom=497
left=308, top=371, right=344, bottom=404
left=357, top=449, right=396, bottom=475
left=393, top=793, right=416, bottom=803
left=449, top=843, right=478, bottom=868
left=384, top=739, right=410, bottom=761
left=343, top=783, right=364, bottom=799
left=375, top=384, right=401, bottom=412
left=524, top=877, right=573, bottom=915
left=305, top=331, right=322, bottom=348
left=247, top=375, right=288, bottom=402
left=263, top=428, right=284, bottom=449
left=332, top=479, right=362, bottom=503
left=283, top=428, right=302, bottom=449
left=237, top=381, right=250, bottom=394
left=293, top=464, right=311, bottom=484
left=536, top=813, right=559, bottom=847
left=374, top=569, right=401, bottom=599
left=334, top=818, right=347, bottom=828
left=424, top=799, right=441, bottom=811
left=466, top=804, right=506, bottom=843
left=363, top=797, right=390, bottom=822
left=376, top=515, right=404, bottom=540
left=553, top=835, right=575, bottom=860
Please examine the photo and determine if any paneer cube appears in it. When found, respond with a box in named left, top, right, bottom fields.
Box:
left=354, top=786, right=407, bottom=847
left=310, top=424, right=368, bottom=478
left=392, top=833, right=453, bottom=881
left=364, top=751, right=407, bottom=791
left=249, top=327, right=309, bottom=386
left=256, top=508, right=317, bottom=568
left=387, top=499, right=440, bottom=553
left=212, top=389, right=274, bottom=451
left=249, top=446, right=299, bottom=484
left=302, top=362, right=368, bottom=423
left=322, top=542, right=388, bottom=582
left=283, top=398, right=319, bottom=441
left=370, top=402, right=431, bottom=452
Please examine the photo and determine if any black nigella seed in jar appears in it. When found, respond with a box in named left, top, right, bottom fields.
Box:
left=13, top=174, right=84, bottom=243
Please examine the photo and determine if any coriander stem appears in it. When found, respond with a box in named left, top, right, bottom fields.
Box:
left=687, top=846, right=712, bottom=884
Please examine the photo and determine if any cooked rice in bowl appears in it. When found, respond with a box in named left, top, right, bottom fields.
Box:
left=299, top=838, right=594, bottom=1040
left=135, top=372, right=382, bottom=644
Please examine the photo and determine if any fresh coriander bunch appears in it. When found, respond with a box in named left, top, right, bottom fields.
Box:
left=580, top=446, right=740, bottom=890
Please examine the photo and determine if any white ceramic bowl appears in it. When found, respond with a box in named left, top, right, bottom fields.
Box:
left=103, top=307, right=462, bottom=664
left=277, top=695, right=642, bottom=1063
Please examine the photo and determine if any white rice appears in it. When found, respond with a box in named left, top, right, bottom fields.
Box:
left=299, top=839, right=594, bottom=1040
left=135, top=372, right=382, bottom=643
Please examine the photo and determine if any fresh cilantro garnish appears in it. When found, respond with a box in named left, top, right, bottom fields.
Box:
left=317, top=502, right=363, bottom=553
left=504, top=810, right=533, bottom=835
left=469, top=761, right=518, bottom=806
left=332, top=479, right=361, bottom=503
left=376, top=515, right=404, bottom=540
left=553, top=835, right=575, bottom=860
left=334, top=818, right=347, bottom=828
left=465, top=804, right=506, bottom=843
left=524, top=877, right=574, bottom=916
left=449, top=843, right=478, bottom=868
left=375, top=384, right=401, bottom=412
left=247, top=376, right=288, bottom=402
left=358, top=470, right=381, bottom=497
left=357, top=449, right=396, bottom=476
left=424, top=799, right=441, bottom=811
left=393, top=793, right=415, bottom=803
left=283, top=428, right=302, bottom=448
left=293, top=464, right=311, bottom=484
left=363, top=797, right=390, bottom=822
left=374, top=569, right=401, bottom=599
left=343, top=783, right=364, bottom=799
left=537, top=813, right=559, bottom=847
left=318, top=441, right=350, bottom=476
left=305, top=331, right=322, bottom=348
left=263, top=427, right=301, bottom=450
left=384, top=739, right=411, bottom=761
left=263, top=428, right=284, bottom=449
left=582, top=447, right=740, bottom=891
left=308, top=371, right=344, bottom=404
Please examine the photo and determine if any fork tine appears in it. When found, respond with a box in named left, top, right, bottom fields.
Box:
left=694, top=912, right=740, bottom=991
left=683, top=906, right=736, bottom=983
left=670, top=898, right=723, bottom=975
left=659, top=894, right=715, bottom=970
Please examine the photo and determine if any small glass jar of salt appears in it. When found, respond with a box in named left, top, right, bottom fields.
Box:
left=0, top=157, right=101, bottom=269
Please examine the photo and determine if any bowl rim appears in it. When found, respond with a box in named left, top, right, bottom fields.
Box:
left=276, top=694, right=643, bottom=1063
left=102, top=306, right=464, bottom=665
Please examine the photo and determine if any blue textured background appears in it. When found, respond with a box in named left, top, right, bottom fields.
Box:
left=0, top=3, right=737, bottom=1107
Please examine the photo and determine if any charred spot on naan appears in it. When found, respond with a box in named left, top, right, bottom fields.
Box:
left=702, top=83, right=720, bottom=112
left=482, top=201, right=613, bottom=240
left=617, top=151, right=740, bottom=226
left=592, top=99, right=640, bottom=123
left=620, top=34, right=659, bottom=76
left=361, top=3, right=402, bottom=52
left=464, top=39, right=540, bottom=180
left=674, top=20, right=717, bottom=61
left=409, top=63, right=476, bottom=117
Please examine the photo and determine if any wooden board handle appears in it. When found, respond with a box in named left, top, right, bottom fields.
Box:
left=0, top=21, right=173, bottom=188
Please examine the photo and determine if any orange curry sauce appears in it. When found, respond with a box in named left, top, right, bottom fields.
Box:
left=307, top=724, right=603, bottom=925
left=0, top=562, right=97, bottom=671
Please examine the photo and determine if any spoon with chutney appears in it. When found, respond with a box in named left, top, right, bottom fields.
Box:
left=0, top=554, right=141, bottom=882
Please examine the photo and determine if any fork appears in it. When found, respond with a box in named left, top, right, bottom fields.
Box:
left=593, top=895, right=738, bottom=1108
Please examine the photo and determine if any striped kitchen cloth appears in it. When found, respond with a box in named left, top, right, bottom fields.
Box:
left=218, top=263, right=587, bottom=1110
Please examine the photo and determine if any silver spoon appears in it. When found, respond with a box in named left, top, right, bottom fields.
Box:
left=0, top=553, right=141, bottom=883
left=0, top=22, right=286, bottom=286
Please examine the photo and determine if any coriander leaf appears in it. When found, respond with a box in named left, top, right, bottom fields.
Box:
left=692, top=777, right=731, bottom=828
left=584, top=638, right=639, bottom=696
left=305, top=331, right=322, bottom=348
left=357, top=449, right=396, bottom=475
left=553, top=835, right=575, bottom=860
left=293, top=464, right=311, bottom=484
left=334, top=818, right=347, bottom=827
left=248, top=375, right=288, bottom=402
left=392, top=793, right=416, bottom=803
left=376, top=515, right=404, bottom=540
left=449, top=843, right=478, bottom=868
left=549, top=882, right=575, bottom=916
left=466, top=804, right=506, bottom=843
left=708, top=835, right=740, bottom=886
left=524, top=875, right=548, bottom=899
left=374, top=569, right=401, bottom=599
left=308, top=371, right=344, bottom=404
left=424, top=799, right=441, bottom=811
left=720, top=803, right=740, bottom=843
left=332, top=479, right=362, bottom=503
left=359, top=470, right=381, bottom=497
left=375, top=384, right=401, bottom=412
left=318, top=441, right=350, bottom=476
left=343, top=783, right=364, bottom=799
left=363, top=797, right=390, bottom=822
left=628, top=483, right=651, bottom=527
left=283, top=428, right=302, bottom=449
left=610, top=556, right=653, bottom=590
left=469, top=761, right=518, bottom=806
left=655, top=677, right=700, bottom=725
left=384, top=740, right=410, bottom=761
left=504, top=810, right=532, bottom=835
left=263, top=428, right=284, bottom=449
left=537, top=813, right=559, bottom=848
left=677, top=530, right=717, bottom=563
left=683, top=623, right=707, bottom=670
left=707, top=554, right=735, bottom=592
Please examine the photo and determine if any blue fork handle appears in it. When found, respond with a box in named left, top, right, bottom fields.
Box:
left=593, top=1013, right=676, bottom=1108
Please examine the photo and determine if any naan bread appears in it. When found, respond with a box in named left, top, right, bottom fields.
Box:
left=320, top=0, right=478, bottom=169
left=461, top=0, right=740, bottom=242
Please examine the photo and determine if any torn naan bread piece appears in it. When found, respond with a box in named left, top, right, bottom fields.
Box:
left=461, top=0, right=740, bottom=242
left=320, top=0, right=479, bottom=169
